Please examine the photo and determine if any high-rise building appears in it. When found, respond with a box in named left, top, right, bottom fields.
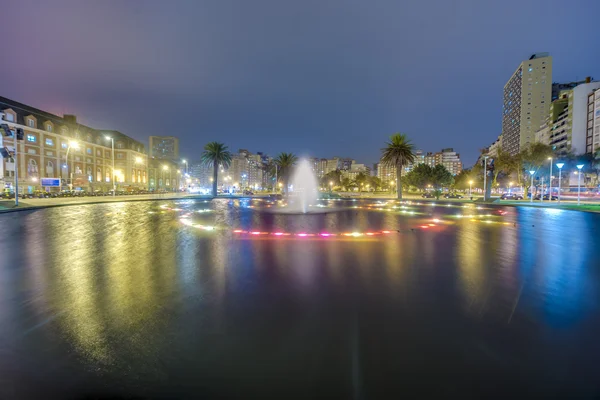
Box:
left=434, top=148, right=463, bottom=175
left=501, top=53, right=552, bottom=156
left=149, top=136, right=179, bottom=159
left=546, top=79, right=600, bottom=156
left=589, top=88, right=600, bottom=154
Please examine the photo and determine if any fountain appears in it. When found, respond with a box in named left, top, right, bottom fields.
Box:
left=286, top=159, right=319, bottom=213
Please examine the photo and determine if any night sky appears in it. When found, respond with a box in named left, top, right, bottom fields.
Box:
left=1, top=0, right=598, bottom=166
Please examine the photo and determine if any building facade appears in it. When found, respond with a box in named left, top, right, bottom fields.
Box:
left=148, top=158, right=181, bottom=191
left=546, top=80, right=600, bottom=156
left=502, top=53, right=552, bottom=156
left=590, top=88, right=600, bottom=154
left=149, top=136, right=179, bottom=160
left=1, top=96, right=147, bottom=194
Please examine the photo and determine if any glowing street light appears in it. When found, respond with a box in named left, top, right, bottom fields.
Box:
left=135, top=156, right=143, bottom=164
left=548, top=157, right=553, bottom=201
left=469, top=180, right=473, bottom=197
left=163, top=165, right=169, bottom=171
left=65, top=140, right=80, bottom=191
left=329, top=180, right=333, bottom=193
left=529, top=170, right=535, bottom=203
left=577, top=164, right=584, bottom=205
left=105, top=136, right=115, bottom=196
left=556, top=163, right=564, bottom=204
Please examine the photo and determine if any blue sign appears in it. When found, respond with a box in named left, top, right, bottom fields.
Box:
left=41, top=178, right=61, bottom=187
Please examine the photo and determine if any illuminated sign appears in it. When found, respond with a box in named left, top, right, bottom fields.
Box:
left=40, top=178, right=61, bottom=187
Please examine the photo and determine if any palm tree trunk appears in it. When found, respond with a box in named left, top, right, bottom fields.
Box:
left=212, top=161, right=218, bottom=197
left=396, top=159, right=402, bottom=200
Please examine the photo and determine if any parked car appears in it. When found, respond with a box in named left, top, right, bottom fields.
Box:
left=443, top=193, right=463, bottom=199
left=534, top=193, right=558, bottom=201
left=269, top=194, right=283, bottom=200
left=421, top=192, right=434, bottom=198
left=500, top=193, right=524, bottom=200
left=243, top=190, right=254, bottom=196
left=33, top=190, right=51, bottom=198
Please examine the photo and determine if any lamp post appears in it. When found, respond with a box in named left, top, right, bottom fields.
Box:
left=65, top=140, right=79, bottom=191
left=556, top=163, right=564, bottom=204
left=182, top=159, right=188, bottom=175
left=483, top=155, right=489, bottom=201
left=163, top=165, right=169, bottom=192
left=548, top=157, right=553, bottom=200
left=529, top=170, right=535, bottom=203
left=509, top=181, right=513, bottom=194
left=577, top=164, right=584, bottom=205
left=469, top=180, right=473, bottom=197
left=105, top=136, right=115, bottom=196
left=329, top=181, right=333, bottom=193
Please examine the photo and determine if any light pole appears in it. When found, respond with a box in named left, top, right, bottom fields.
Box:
left=469, top=180, right=473, bottom=197
left=548, top=157, right=553, bottom=200
left=540, top=177, right=544, bottom=202
left=135, top=157, right=143, bottom=187
left=105, top=136, right=115, bottom=196
left=509, top=181, right=513, bottom=194
left=483, top=156, right=489, bottom=201
left=577, top=164, right=584, bottom=205
left=529, top=170, right=535, bottom=203
left=163, top=165, right=169, bottom=192
left=182, top=159, right=188, bottom=175
left=556, top=163, right=564, bottom=204
left=329, top=181, right=333, bottom=193
left=65, top=140, right=79, bottom=191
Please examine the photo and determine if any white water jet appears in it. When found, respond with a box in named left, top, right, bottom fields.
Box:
left=286, top=159, right=319, bottom=213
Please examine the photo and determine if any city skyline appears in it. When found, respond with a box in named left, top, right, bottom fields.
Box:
left=0, top=1, right=598, bottom=167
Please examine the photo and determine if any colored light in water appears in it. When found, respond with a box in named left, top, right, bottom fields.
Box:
left=298, top=233, right=308, bottom=237
left=433, top=219, right=440, bottom=223
left=366, top=232, right=375, bottom=236
left=251, top=231, right=261, bottom=235
left=273, top=232, right=284, bottom=236
left=320, top=233, right=333, bottom=237
left=421, top=225, right=429, bottom=229
left=202, top=226, right=214, bottom=230
left=233, top=230, right=243, bottom=233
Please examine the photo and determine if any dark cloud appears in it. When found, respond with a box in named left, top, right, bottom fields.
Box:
left=1, top=0, right=598, bottom=165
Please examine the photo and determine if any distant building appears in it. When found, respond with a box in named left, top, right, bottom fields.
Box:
left=148, top=158, right=181, bottom=191
left=590, top=88, right=600, bottom=153
left=149, top=136, right=179, bottom=160
left=501, top=53, right=552, bottom=156
left=0, top=96, right=147, bottom=194
left=487, top=135, right=503, bottom=157
left=547, top=79, right=600, bottom=156
left=434, top=148, right=463, bottom=175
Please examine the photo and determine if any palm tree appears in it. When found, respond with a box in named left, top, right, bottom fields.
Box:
left=273, top=152, right=298, bottom=194
left=201, top=142, right=232, bottom=197
left=381, top=133, right=415, bottom=199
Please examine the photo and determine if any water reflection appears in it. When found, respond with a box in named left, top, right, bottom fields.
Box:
left=1, top=200, right=600, bottom=398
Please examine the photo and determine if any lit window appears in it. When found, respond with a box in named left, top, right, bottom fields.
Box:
left=27, top=134, right=36, bottom=142
left=61, top=143, right=68, bottom=149
left=45, top=138, right=54, bottom=146
left=27, top=119, right=34, bottom=128
left=46, top=124, right=52, bottom=132
left=528, top=68, right=533, bottom=72
left=87, top=148, right=92, bottom=154
left=117, top=153, right=123, bottom=159
left=4, top=113, right=14, bottom=122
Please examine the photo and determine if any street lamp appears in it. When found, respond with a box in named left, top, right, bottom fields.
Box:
left=182, top=159, right=188, bottom=174
left=483, top=155, right=489, bottom=201
left=468, top=180, right=473, bottom=197
left=509, top=181, right=513, bottom=194
left=65, top=140, right=79, bottom=191
left=556, top=163, right=564, bottom=204
left=329, top=180, right=333, bottom=193
left=529, top=170, right=535, bottom=203
left=548, top=157, right=553, bottom=200
left=105, top=136, right=115, bottom=196
left=577, top=164, right=584, bottom=205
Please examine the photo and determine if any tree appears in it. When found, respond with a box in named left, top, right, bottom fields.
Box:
left=403, top=164, right=432, bottom=190
left=321, top=169, right=342, bottom=189
left=453, top=169, right=476, bottom=191
left=273, top=153, right=298, bottom=194
left=354, top=172, right=368, bottom=191
left=380, top=133, right=415, bottom=200
left=201, top=142, right=232, bottom=197
left=340, top=177, right=353, bottom=191
left=431, top=164, right=454, bottom=189
left=491, top=149, right=517, bottom=187
left=368, top=176, right=382, bottom=191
